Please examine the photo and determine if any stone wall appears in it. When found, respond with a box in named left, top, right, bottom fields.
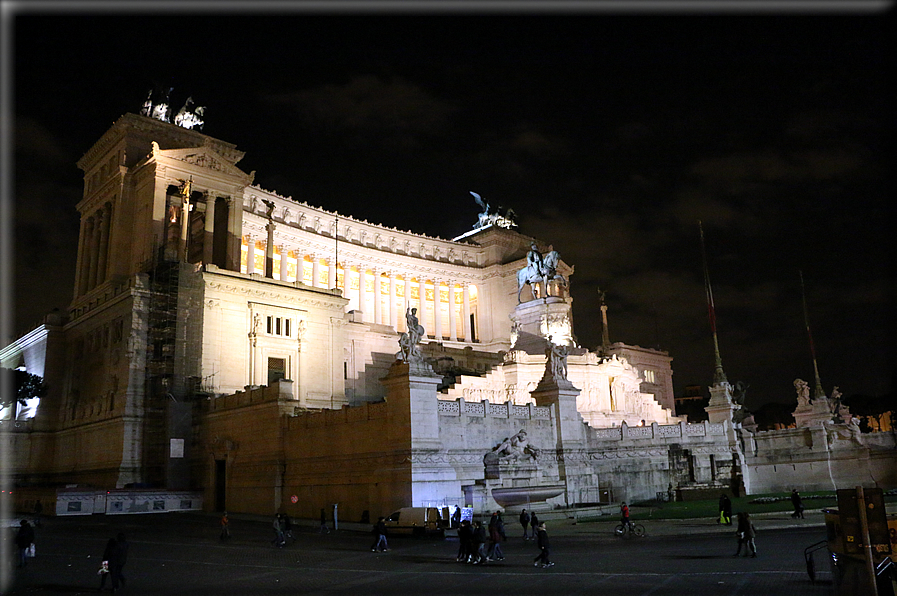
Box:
left=743, top=425, right=897, bottom=493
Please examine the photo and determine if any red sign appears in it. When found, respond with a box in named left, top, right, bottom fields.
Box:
left=290, top=495, right=298, bottom=504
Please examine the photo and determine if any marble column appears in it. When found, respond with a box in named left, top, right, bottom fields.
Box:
left=225, top=196, right=242, bottom=272
left=312, top=255, right=320, bottom=288
left=246, top=234, right=256, bottom=274
left=279, top=245, right=289, bottom=281
left=388, top=273, right=397, bottom=328
left=463, top=283, right=472, bottom=342
left=433, top=279, right=443, bottom=341
left=87, top=213, right=100, bottom=291
left=356, top=266, right=365, bottom=316
left=203, top=194, right=216, bottom=265
left=179, top=193, right=191, bottom=262
left=74, top=216, right=88, bottom=298
left=373, top=270, right=382, bottom=325
left=265, top=222, right=275, bottom=277
left=327, top=258, right=337, bottom=290
left=448, top=282, right=458, bottom=341
left=96, top=203, right=111, bottom=286
left=418, top=277, right=427, bottom=337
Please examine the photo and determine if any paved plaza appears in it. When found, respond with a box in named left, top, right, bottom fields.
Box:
left=3, top=507, right=845, bottom=595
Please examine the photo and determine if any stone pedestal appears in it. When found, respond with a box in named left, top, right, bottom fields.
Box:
left=793, top=397, right=836, bottom=428
left=510, top=297, right=574, bottom=350
left=705, top=382, right=735, bottom=425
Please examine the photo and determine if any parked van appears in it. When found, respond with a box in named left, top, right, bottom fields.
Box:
left=383, top=507, right=445, bottom=538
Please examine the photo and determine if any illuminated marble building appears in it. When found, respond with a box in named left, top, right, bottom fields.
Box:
left=4, top=110, right=701, bottom=515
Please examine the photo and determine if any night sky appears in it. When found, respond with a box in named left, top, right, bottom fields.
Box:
left=6, top=5, right=893, bottom=411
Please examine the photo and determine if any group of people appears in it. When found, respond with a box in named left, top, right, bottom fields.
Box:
left=456, top=511, right=508, bottom=564
left=272, top=512, right=295, bottom=547
left=453, top=509, right=552, bottom=568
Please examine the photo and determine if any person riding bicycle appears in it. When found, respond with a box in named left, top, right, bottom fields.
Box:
left=620, top=502, right=632, bottom=530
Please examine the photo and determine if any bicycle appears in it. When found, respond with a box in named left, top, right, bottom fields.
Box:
left=614, top=522, right=646, bottom=538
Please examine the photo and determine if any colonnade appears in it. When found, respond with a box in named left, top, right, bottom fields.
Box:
left=242, top=235, right=477, bottom=341
left=74, top=200, right=113, bottom=298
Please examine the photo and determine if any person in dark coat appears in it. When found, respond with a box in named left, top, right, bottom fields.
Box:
left=790, top=489, right=804, bottom=519
left=15, top=520, right=35, bottom=568
left=457, top=519, right=473, bottom=562
left=471, top=521, right=488, bottom=564
left=112, top=532, right=129, bottom=591
left=719, top=494, right=732, bottom=525
left=733, top=512, right=757, bottom=557
left=520, top=509, right=531, bottom=540
left=533, top=522, right=553, bottom=568
left=99, top=536, right=118, bottom=591
left=487, top=511, right=506, bottom=560
left=529, top=512, right=539, bottom=540
left=370, top=517, right=389, bottom=552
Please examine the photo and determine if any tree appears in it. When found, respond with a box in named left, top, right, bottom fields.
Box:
left=0, top=368, right=48, bottom=410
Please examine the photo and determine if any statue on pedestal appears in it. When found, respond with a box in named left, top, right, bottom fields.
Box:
left=794, top=378, right=811, bottom=407
left=398, top=307, right=426, bottom=362
left=516, top=244, right=568, bottom=302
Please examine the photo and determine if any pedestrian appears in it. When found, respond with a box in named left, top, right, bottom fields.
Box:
left=451, top=506, right=462, bottom=529
left=533, top=522, right=554, bottom=568
left=15, top=519, right=35, bottom=569
left=620, top=502, right=631, bottom=530
left=272, top=513, right=285, bottom=547
left=370, top=516, right=389, bottom=552
left=487, top=511, right=505, bottom=561
left=529, top=512, right=539, bottom=540
left=319, top=508, right=329, bottom=534
left=733, top=512, right=757, bottom=557
left=719, top=494, right=732, bottom=525
left=790, top=489, right=804, bottom=519
left=282, top=512, right=295, bottom=542
left=520, top=508, right=531, bottom=540
left=220, top=511, right=230, bottom=539
left=471, top=520, right=488, bottom=564
left=99, top=536, right=117, bottom=591
left=457, top=519, right=473, bottom=562
left=110, top=532, right=129, bottom=591
left=33, top=499, right=43, bottom=528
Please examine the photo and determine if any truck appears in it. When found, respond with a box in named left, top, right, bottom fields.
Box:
left=383, top=507, right=446, bottom=538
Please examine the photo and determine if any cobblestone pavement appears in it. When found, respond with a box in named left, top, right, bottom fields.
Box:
left=2, top=506, right=869, bottom=595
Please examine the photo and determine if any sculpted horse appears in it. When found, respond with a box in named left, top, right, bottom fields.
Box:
left=516, top=250, right=567, bottom=303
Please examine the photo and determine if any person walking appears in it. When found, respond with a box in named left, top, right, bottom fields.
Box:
left=272, top=513, right=285, bottom=547
left=790, top=489, right=804, bottom=519
left=733, top=512, right=757, bottom=557
left=529, top=512, right=539, bottom=541
left=519, top=509, right=531, bottom=540
left=533, top=522, right=553, bottom=568
left=111, top=532, right=129, bottom=591
left=15, top=519, right=35, bottom=569
left=282, top=512, right=295, bottom=542
left=370, top=516, right=389, bottom=552
left=471, top=521, right=488, bottom=564
left=33, top=499, right=43, bottom=528
left=99, top=536, right=117, bottom=591
left=457, top=519, right=473, bottom=562
left=220, top=511, right=230, bottom=540
left=319, top=508, right=329, bottom=534
left=719, top=494, right=732, bottom=525
left=487, top=511, right=506, bottom=561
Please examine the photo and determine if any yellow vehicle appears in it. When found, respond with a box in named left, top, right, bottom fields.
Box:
left=383, top=507, right=446, bottom=538
left=805, top=507, right=897, bottom=594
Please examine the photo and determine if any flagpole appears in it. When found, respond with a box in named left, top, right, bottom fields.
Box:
left=799, top=270, right=825, bottom=400
left=699, top=221, right=727, bottom=385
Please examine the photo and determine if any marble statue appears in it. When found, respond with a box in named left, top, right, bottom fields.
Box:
left=794, top=379, right=810, bottom=407
left=546, top=338, right=569, bottom=381
left=489, top=430, right=538, bottom=463
left=398, top=307, right=425, bottom=362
